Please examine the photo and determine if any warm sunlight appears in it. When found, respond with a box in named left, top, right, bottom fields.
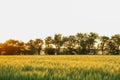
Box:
left=0, top=0, right=120, bottom=80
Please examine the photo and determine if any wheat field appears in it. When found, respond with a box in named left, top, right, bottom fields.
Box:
left=0, top=55, right=120, bottom=80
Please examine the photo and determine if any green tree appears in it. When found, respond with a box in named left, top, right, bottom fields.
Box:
left=100, top=36, right=109, bottom=55
left=76, top=33, right=84, bottom=54
left=110, top=34, right=120, bottom=54
left=79, top=33, right=88, bottom=54
left=63, top=35, right=77, bottom=55
left=107, top=40, right=117, bottom=55
left=87, top=32, right=99, bottom=54
left=53, top=34, right=62, bottom=55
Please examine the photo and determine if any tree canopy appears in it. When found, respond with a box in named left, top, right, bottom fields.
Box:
left=0, top=33, right=120, bottom=55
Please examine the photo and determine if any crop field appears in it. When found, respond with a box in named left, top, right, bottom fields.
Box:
left=0, top=55, right=120, bottom=80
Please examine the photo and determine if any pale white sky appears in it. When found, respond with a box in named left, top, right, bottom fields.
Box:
left=0, top=0, right=120, bottom=42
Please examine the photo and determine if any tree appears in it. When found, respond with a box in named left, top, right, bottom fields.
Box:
left=78, top=33, right=88, bottom=54
left=2, top=39, right=24, bottom=55
left=61, top=36, right=69, bottom=55
left=0, top=33, right=119, bottom=55
left=5, top=39, right=18, bottom=46
left=44, top=45, right=56, bottom=55
left=26, top=40, right=36, bottom=55
left=53, top=34, right=62, bottom=55
left=45, top=36, right=53, bottom=47
left=34, top=38, right=43, bottom=55
left=0, top=43, right=2, bottom=54
left=100, top=36, right=109, bottom=54
left=87, top=32, right=99, bottom=54
left=76, top=33, right=84, bottom=54
left=65, top=35, right=77, bottom=55
left=110, top=34, right=120, bottom=54
left=45, top=36, right=55, bottom=55
left=107, top=40, right=117, bottom=55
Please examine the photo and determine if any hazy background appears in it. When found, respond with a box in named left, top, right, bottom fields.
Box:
left=0, top=0, right=120, bottom=42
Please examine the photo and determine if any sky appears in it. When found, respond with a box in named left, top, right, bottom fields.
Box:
left=0, top=0, right=120, bottom=42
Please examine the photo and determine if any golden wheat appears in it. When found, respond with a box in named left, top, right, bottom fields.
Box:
left=0, top=55, right=120, bottom=80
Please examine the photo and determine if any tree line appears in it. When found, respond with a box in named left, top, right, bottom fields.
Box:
left=0, top=32, right=120, bottom=55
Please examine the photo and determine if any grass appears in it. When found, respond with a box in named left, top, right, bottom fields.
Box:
left=0, top=55, right=120, bottom=80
